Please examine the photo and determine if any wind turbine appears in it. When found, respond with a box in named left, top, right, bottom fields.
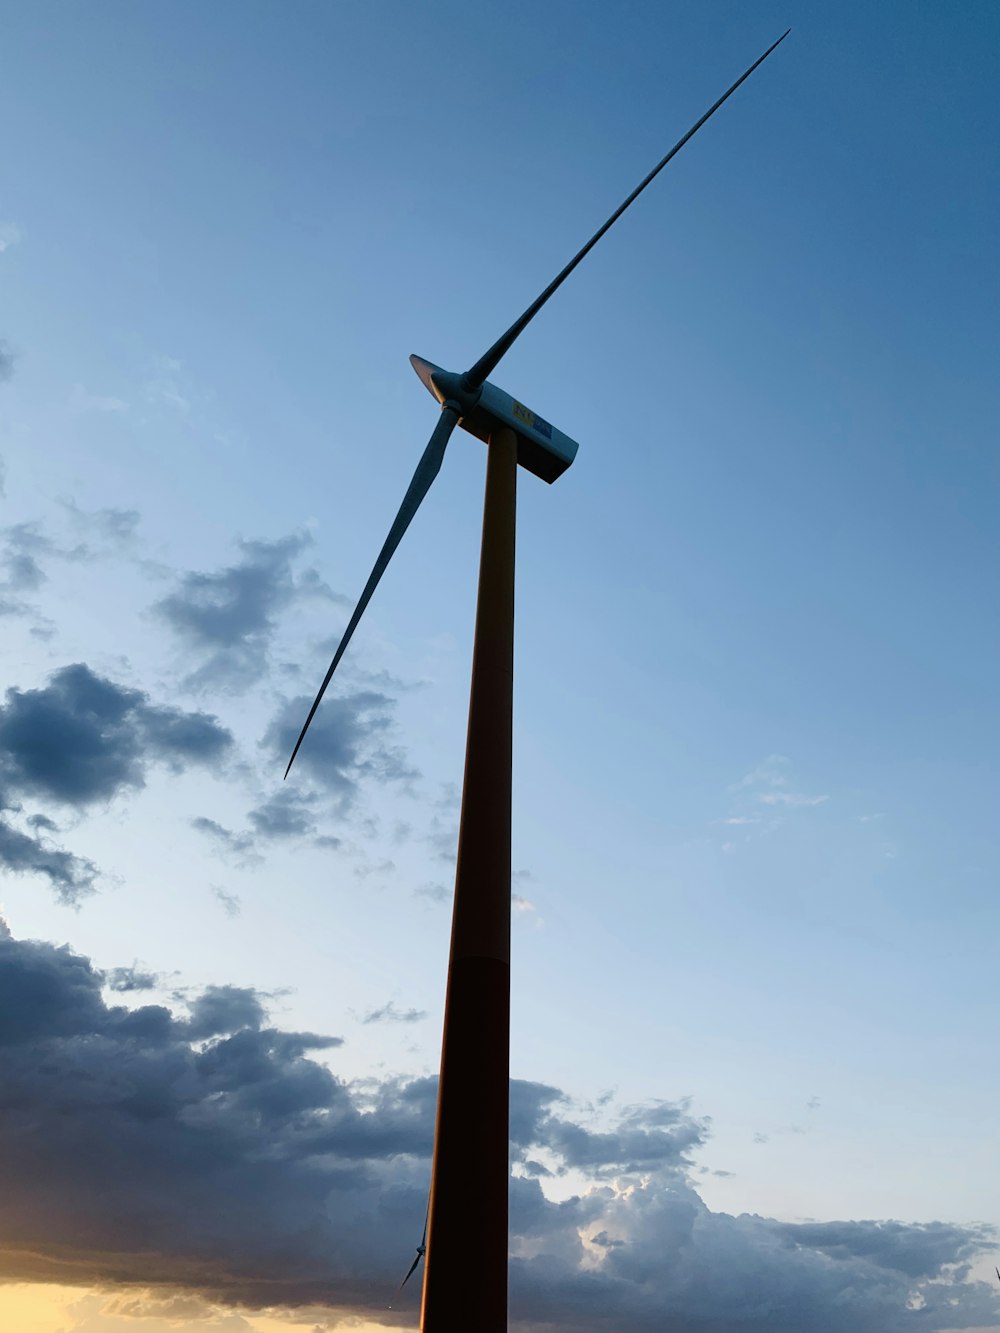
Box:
left=286, top=30, right=789, bottom=1332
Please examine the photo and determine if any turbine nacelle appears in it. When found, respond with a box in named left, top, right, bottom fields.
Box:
left=411, top=355, right=578, bottom=485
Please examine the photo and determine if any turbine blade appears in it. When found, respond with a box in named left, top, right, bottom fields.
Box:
left=463, top=29, right=790, bottom=390
left=399, top=1251, right=423, bottom=1290
left=284, top=407, right=459, bottom=778
left=399, top=1197, right=430, bottom=1289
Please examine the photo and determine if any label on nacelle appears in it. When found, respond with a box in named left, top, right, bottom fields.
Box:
left=512, top=400, right=553, bottom=441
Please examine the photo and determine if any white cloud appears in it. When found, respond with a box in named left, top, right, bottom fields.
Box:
left=68, top=384, right=128, bottom=415
left=734, top=754, right=828, bottom=811
left=145, top=356, right=191, bottom=414
left=758, top=789, right=828, bottom=808
left=0, top=221, right=23, bottom=252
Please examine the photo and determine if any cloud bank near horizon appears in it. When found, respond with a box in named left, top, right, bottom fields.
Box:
left=0, top=921, right=996, bottom=1333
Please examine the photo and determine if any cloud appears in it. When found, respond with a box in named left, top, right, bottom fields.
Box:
left=191, top=789, right=327, bottom=866
left=758, top=789, right=828, bottom=809
left=0, top=221, right=22, bottom=252
left=0, top=662, right=233, bottom=808
left=508, top=1085, right=707, bottom=1179
left=425, top=782, right=460, bottom=862
left=192, top=817, right=260, bottom=867
left=144, top=355, right=191, bottom=414
left=65, top=1288, right=263, bottom=1330
left=361, top=1002, right=428, bottom=1025
left=736, top=754, right=828, bottom=809
left=720, top=756, right=828, bottom=845
left=0, top=522, right=65, bottom=611
left=0, top=926, right=996, bottom=1333
left=264, top=690, right=417, bottom=807
left=184, top=984, right=268, bottom=1040
left=195, top=781, right=359, bottom=869
left=0, top=511, right=140, bottom=619
left=247, top=789, right=318, bottom=840
left=211, top=885, right=242, bottom=918
left=68, top=383, right=128, bottom=414
left=105, top=965, right=159, bottom=993
left=154, top=535, right=344, bottom=692
left=767, top=1219, right=987, bottom=1281
left=0, top=340, right=14, bottom=383
left=0, top=811, right=99, bottom=904
left=505, top=1189, right=997, bottom=1333
left=26, top=811, right=58, bottom=831
left=415, top=880, right=450, bottom=903
left=0, top=664, right=232, bottom=901
left=86, top=506, right=141, bottom=545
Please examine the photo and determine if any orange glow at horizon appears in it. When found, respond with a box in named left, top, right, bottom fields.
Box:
left=0, top=1281, right=412, bottom=1332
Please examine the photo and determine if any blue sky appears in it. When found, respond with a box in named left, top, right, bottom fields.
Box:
left=2, top=2, right=1000, bottom=1330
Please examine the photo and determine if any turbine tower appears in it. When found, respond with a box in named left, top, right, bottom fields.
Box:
left=286, top=31, right=789, bottom=1331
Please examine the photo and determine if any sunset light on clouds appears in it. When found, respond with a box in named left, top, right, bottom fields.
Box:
left=2, top=1, right=1000, bottom=1329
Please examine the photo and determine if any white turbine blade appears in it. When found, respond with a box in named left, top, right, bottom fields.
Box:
left=463, top=29, right=790, bottom=390
left=284, top=407, right=459, bottom=778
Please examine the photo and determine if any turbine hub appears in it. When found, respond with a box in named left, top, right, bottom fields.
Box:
left=429, top=366, right=483, bottom=418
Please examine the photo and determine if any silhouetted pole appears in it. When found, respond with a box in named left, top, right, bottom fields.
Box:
left=420, top=426, right=516, bottom=1332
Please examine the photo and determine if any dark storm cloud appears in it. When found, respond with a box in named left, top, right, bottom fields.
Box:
left=0, top=663, right=233, bottom=808
left=154, top=534, right=344, bottom=691
left=264, top=690, right=417, bottom=806
left=0, top=924, right=996, bottom=1332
